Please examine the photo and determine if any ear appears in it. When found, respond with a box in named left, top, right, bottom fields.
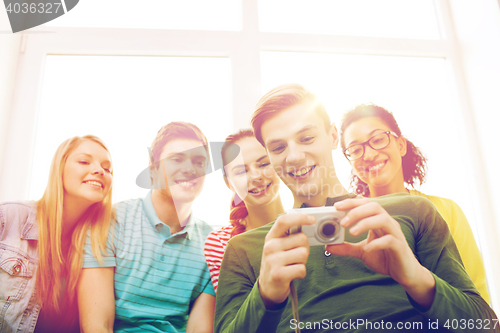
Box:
left=329, top=123, right=340, bottom=150
left=159, top=160, right=168, bottom=189
left=223, top=174, right=234, bottom=191
left=397, top=136, right=407, bottom=157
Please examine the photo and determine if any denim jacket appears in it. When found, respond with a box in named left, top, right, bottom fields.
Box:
left=0, top=201, right=40, bottom=333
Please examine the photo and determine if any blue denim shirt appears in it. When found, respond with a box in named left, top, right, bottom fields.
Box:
left=0, top=201, right=40, bottom=333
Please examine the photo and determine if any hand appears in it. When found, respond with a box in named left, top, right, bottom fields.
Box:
left=326, top=198, right=436, bottom=308
left=258, top=213, right=315, bottom=309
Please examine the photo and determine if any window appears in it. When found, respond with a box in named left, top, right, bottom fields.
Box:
left=259, top=0, right=441, bottom=39
left=31, top=55, right=233, bottom=225
left=47, top=0, right=242, bottom=31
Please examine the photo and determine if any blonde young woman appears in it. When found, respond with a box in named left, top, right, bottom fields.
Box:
left=340, top=104, right=490, bottom=303
left=0, top=135, right=113, bottom=332
left=204, top=129, right=284, bottom=292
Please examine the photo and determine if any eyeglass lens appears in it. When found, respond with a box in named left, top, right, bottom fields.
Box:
left=346, top=132, right=391, bottom=160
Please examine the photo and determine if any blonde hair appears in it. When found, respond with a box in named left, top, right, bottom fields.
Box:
left=35, top=135, right=113, bottom=315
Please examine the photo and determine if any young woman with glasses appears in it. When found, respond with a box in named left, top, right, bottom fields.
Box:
left=204, top=129, right=284, bottom=293
left=339, top=104, right=490, bottom=303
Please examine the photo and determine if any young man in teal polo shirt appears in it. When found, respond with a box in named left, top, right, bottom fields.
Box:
left=214, top=84, right=497, bottom=332
left=78, top=122, right=215, bottom=333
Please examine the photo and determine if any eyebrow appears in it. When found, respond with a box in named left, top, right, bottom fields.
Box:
left=256, top=155, right=268, bottom=163
left=166, top=152, right=186, bottom=158
left=297, top=125, right=318, bottom=134
left=231, top=164, right=246, bottom=172
left=76, top=153, right=112, bottom=165
left=348, top=129, right=386, bottom=146
left=265, top=125, right=318, bottom=146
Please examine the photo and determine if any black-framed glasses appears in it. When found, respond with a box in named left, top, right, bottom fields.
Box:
left=343, top=131, right=398, bottom=161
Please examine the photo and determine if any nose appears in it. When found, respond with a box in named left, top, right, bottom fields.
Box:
left=285, top=143, right=305, bottom=165
left=363, top=144, right=378, bottom=161
left=181, top=160, right=196, bottom=175
left=248, top=167, right=263, bottom=183
left=91, top=163, right=104, bottom=175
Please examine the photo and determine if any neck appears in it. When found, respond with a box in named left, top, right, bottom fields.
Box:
left=245, top=196, right=285, bottom=231
left=369, top=184, right=408, bottom=197
left=368, top=171, right=407, bottom=197
left=62, top=196, right=92, bottom=238
left=293, top=169, right=350, bottom=208
left=151, top=189, right=192, bottom=234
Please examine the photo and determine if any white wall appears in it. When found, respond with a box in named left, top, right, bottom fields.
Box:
left=447, top=0, right=500, bottom=309
left=0, top=10, right=20, bottom=175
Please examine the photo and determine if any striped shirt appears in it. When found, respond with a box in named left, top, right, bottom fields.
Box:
left=83, top=191, right=215, bottom=333
left=203, top=225, right=234, bottom=293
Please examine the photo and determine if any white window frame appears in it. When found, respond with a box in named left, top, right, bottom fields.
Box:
left=1, top=0, right=499, bottom=310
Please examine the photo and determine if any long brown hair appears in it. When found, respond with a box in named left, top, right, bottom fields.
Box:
left=36, top=135, right=113, bottom=314
left=340, top=104, right=427, bottom=196
left=221, top=129, right=255, bottom=237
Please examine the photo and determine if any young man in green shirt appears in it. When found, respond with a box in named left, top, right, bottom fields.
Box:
left=214, top=84, right=497, bottom=332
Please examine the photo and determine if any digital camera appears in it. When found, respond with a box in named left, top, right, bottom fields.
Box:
left=287, top=206, right=346, bottom=246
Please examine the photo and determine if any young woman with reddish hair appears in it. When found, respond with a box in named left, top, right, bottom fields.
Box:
left=204, top=129, right=284, bottom=292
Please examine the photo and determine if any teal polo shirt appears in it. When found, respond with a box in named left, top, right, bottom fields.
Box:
left=83, top=191, right=215, bottom=333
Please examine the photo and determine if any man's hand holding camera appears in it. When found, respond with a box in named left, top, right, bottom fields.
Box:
left=259, top=198, right=437, bottom=310
left=258, top=213, right=315, bottom=309
left=328, top=198, right=436, bottom=309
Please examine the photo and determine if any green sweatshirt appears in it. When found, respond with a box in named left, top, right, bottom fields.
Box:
left=214, top=193, right=497, bottom=332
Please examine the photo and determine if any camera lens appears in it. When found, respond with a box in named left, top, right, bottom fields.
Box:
left=321, top=223, right=336, bottom=238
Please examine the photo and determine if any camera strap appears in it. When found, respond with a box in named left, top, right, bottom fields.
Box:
left=290, top=280, right=301, bottom=333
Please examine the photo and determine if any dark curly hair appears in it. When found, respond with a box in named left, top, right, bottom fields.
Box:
left=340, top=104, right=427, bottom=197
left=221, top=129, right=255, bottom=237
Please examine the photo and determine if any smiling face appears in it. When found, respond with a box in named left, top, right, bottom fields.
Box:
left=158, top=138, right=208, bottom=204
left=224, top=137, right=281, bottom=207
left=63, top=139, right=113, bottom=205
left=343, top=117, right=407, bottom=196
left=261, top=100, right=338, bottom=199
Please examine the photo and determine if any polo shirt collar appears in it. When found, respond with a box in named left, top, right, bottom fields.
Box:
left=300, top=193, right=357, bottom=208
left=142, top=191, right=196, bottom=239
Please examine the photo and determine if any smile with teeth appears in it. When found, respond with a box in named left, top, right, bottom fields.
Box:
left=175, top=180, right=196, bottom=188
left=368, top=161, right=386, bottom=172
left=84, top=180, right=103, bottom=188
left=289, top=166, right=315, bottom=177
left=249, top=183, right=271, bottom=194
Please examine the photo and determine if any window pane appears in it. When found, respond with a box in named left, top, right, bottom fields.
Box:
left=261, top=51, right=479, bottom=239
left=47, top=0, right=242, bottom=31
left=259, top=0, right=441, bottom=39
left=32, top=55, right=233, bottom=226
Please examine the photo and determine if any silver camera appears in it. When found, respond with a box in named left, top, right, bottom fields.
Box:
left=287, top=206, right=346, bottom=246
